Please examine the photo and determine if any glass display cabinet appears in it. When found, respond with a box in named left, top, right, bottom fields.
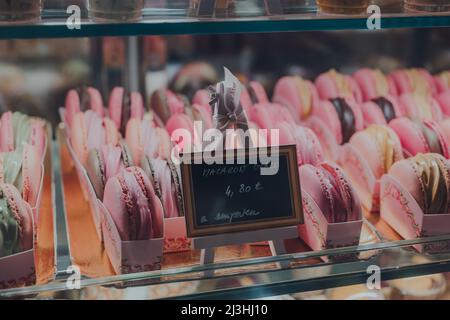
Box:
left=1, top=0, right=450, bottom=300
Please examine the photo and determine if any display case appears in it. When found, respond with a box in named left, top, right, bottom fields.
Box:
left=1, top=0, right=450, bottom=300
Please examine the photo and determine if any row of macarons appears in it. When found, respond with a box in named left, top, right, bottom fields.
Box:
left=0, top=112, right=47, bottom=259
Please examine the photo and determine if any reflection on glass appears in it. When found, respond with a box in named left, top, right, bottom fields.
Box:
left=316, top=0, right=369, bottom=14
left=87, top=0, right=145, bottom=21
left=404, top=0, right=450, bottom=12
left=0, top=0, right=42, bottom=23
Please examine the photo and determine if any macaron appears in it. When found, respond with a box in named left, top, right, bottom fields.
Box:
left=349, top=124, right=404, bottom=180
left=192, top=89, right=211, bottom=108
left=353, top=68, right=397, bottom=101
left=436, top=91, right=450, bottom=116
left=150, top=89, right=186, bottom=125
left=65, top=86, right=104, bottom=127
left=70, top=111, right=106, bottom=166
left=315, top=69, right=363, bottom=104
left=361, top=96, right=403, bottom=126
left=17, top=113, right=46, bottom=159
left=0, top=111, right=14, bottom=152
left=126, top=118, right=172, bottom=165
left=389, top=69, right=437, bottom=96
left=388, top=153, right=450, bottom=214
left=300, top=162, right=362, bottom=223
left=313, top=97, right=364, bottom=145
left=108, top=87, right=145, bottom=136
left=86, top=143, right=133, bottom=200
left=398, top=92, right=443, bottom=122
left=272, top=76, right=319, bottom=122
left=240, top=81, right=269, bottom=112
left=435, top=71, right=450, bottom=93
left=190, top=103, right=213, bottom=130
left=0, top=183, right=34, bottom=258
left=293, top=125, right=324, bottom=166
left=21, top=144, right=42, bottom=208
left=103, top=166, right=164, bottom=241
left=0, top=145, right=41, bottom=208
left=247, top=103, right=275, bottom=130
left=389, top=118, right=449, bottom=158
left=141, top=156, right=183, bottom=218
left=165, top=113, right=198, bottom=152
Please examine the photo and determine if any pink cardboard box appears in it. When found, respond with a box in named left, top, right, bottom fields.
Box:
left=380, top=175, right=450, bottom=252
left=298, top=191, right=363, bottom=262
left=304, top=115, right=341, bottom=162
left=61, top=120, right=103, bottom=240
left=339, top=143, right=380, bottom=212
left=98, top=199, right=163, bottom=275
left=164, top=217, right=192, bottom=253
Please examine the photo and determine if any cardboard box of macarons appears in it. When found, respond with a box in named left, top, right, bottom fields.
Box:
left=54, top=67, right=450, bottom=278
left=0, top=111, right=53, bottom=289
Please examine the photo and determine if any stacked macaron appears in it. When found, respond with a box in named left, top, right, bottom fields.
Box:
left=348, top=124, right=404, bottom=181
left=435, top=71, right=450, bottom=94
left=300, top=162, right=362, bottom=223
left=0, top=183, right=34, bottom=258
left=103, top=166, right=164, bottom=241
left=387, top=153, right=450, bottom=215
left=0, top=111, right=47, bottom=259
left=389, top=118, right=450, bottom=158
left=272, top=75, right=319, bottom=122
left=65, top=85, right=186, bottom=233
left=0, top=111, right=46, bottom=208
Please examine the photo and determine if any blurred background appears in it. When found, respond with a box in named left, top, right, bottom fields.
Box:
left=0, top=28, right=449, bottom=126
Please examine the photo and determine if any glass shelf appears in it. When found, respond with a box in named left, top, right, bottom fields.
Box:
left=0, top=9, right=450, bottom=39
left=2, top=131, right=450, bottom=299
left=2, top=233, right=450, bottom=299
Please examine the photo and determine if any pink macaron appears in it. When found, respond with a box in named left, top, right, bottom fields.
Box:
left=300, top=162, right=362, bottom=223
left=103, top=166, right=164, bottom=241
left=315, top=69, right=363, bottom=104
left=150, top=89, right=186, bottom=125
left=313, top=97, right=364, bottom=145
left=108, top=87, right=145, bottom=135
left=192, top=89, right=211, bottom=108
left=272, top=76, right=319, bottom=122
left=141, top=157, right=183, bottom=219
left=22, top=143, right=43, bottom=208
left=126, top=118, right=171, bottom=165
left=360, top=96, right=404, bottom=126
left=165, top=113, right=198, bottom=153
left=435, top=71, right=450, bottom=94
left=353, top=68, right=398, bottom=101
left=240, top=81, right=269, bottom=112
left=70, top=111, right=106, bottom=166
left=348, top=124, right=404, bottom=180
left=436, top=91, right=450, bottom=116
left=387, top=153, right=450, bottom=214
left=389, top=117, right=450, bottom=158
left=0, top=111, right=14, bottom=152
left=191, top=103, right=213, bottom=129
left=389, top=69, right=437, bottom=96
left=398, top=92, right=443, bottom=121
left=65, top=86, right=105, bottom=128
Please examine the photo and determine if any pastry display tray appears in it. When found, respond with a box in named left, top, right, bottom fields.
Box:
left=1, top=8, right=450, bottom=39
left=3, top=125, right=450, bottom=299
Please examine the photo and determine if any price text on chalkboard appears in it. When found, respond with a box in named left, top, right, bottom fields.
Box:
left=180, top=145, right=303, bottom=237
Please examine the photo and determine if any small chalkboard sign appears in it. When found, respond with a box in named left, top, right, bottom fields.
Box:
left=180, top=145, right=303, bottom=238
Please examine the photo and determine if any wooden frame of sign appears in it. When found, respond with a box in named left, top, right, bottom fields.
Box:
left=180, top=145, right=303, bottom=238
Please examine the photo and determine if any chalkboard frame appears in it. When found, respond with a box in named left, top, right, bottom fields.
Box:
left=180, top=145, right=303, bottom=238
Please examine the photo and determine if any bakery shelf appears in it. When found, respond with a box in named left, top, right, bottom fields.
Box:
left=2, top=232, right=450, bottom=299
left=1, top=9, right=450, bottom=39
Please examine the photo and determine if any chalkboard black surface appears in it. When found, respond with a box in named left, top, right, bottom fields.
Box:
left=181, top=145, right=303, bottom=237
